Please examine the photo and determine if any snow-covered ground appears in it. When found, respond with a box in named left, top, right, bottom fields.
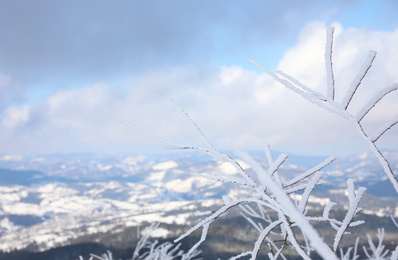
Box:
left=0, top=151, right=397, bottom=252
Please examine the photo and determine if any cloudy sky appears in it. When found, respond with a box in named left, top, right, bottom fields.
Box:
left=0, top=0, right=397, bottom=157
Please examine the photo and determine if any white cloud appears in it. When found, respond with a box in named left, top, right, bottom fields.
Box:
left=219, top=66, right=244, bottom=85
left=1, top=155, right=22, bottom=161
left=277, top=21, right=328, bottom=89
left=272, top=21, right=398, bottom=154
left=1, top=105, right=29, bottom=128
left=0, top=22, right=397, bottom=156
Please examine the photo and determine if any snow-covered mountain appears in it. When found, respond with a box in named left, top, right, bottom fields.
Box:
left=0, top=150, right=397, bottom=253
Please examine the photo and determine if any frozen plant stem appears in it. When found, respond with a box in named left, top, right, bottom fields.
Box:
left=241, top=152, right=338, bottom=260
left=325, top=26, right=335, bottom=100
left=124, top=25, right=398, bottom=260
left=128, top=100, right=365, bottom=259
left=332, top=179, right=366, bottom=251
left=250, top=26, right=398, bottom=194
left=363, top=229, right=390, bottom=259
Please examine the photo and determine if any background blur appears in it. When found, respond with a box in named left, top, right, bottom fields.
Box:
left=0, top=0, right=397, bottom=156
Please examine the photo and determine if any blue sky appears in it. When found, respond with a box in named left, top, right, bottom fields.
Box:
left=0, top=0, right=397, bottom=157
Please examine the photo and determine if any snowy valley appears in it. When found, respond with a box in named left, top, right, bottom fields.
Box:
left=0, top=151, right=397, bottom=259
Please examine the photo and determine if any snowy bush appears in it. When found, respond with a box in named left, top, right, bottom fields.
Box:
left=121, top=26, right=398, bottom=259
left=78, top=223, right=201, bottom=260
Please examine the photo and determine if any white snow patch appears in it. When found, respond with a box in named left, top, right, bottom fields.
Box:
left=217, top=159, right=250, bottom=174
left=204, top=192, right=216, bottom=197
left=3, top=202, right=43, bottom=215
left=106, top=181, right=122, bottom=189
left=1, top=155, right=22, bottom=161
left=358, top=152, right=368, bottom=159
left=327, top=170, right=344, bottom=176
left=32, top=157, right=45, bottom=162
left=329, top=189, right=346, bottom=194
left=363, top=208, right=390, bottom=217
left=37, top=183, right=78, bottom=196
left=164, top=179, right=193, bottom=193
left=152, top=160, right=178, bottom=171
left=148, top=171, right=166, bottom=182
left=0, top=218, right=18, bottom=233
left=150, top=227, right=170, bottom=238
left=1, top=193, right=22, bottom=202
left=97, top=164, right=113, bottom=171
left=292, top=194, right=331, bottom=206
left=123, top=156, right=146, bottom=165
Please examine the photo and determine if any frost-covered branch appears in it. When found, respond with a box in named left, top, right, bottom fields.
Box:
left=238, top=152, right=338, bottom=260
left=355, top=84, right=398, bottom=122
left=250, top=26, right=398, bottom=194
left=175, top=197, right=278, bottom=244
left=341, top=50, right=377, bottom=110
left=363, top=229, right=390, bottom=260
left=391, top=246, right=398, bottom=260
left=371, top=115, right=398, bottom=142
left=307, top=200, right=364, bottom=232
left=283, top=156, right=335, bottom=187
left=90, top=251, right=116, bottom=260
left=132, top=223, right=159, bottom=260
left=391, top=215, right=398, bottom=228
left=333, top=179, right=366, bottom=251
left=130, top=223, right=201, bottom=260
left=169, top=136, right=341, bottom=259
left=122, top=25, right=398, bottom=259
left=339, top=237, right=359, bottom=260
left=264, top=143, right=284, bottom=188
left=325, top=26, right=336, bottom=100
left=130, top=103, right=361, bottom=259
left=251, top=220, right=283, bottom=259
left=77, top=256, right=94, bottom=260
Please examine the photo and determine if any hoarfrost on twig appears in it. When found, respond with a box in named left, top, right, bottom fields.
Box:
left=90, top=251, right=115, bottom=260
left=333, top=179, right=366, bottom=251
left=363, top=229, right=390, bottom=260
left=339, top=237, right=359, bottom=260
left=341, top=50, right=377, bottom=110
left=355, top=83, right=398, bottom=122
left=325, top=26, right=336, bottom=100
left=122, top=25, right=398, bottom=260
left=250, top=25, right=398, bottom=194
left=391, top=246, right=398, bottom=260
